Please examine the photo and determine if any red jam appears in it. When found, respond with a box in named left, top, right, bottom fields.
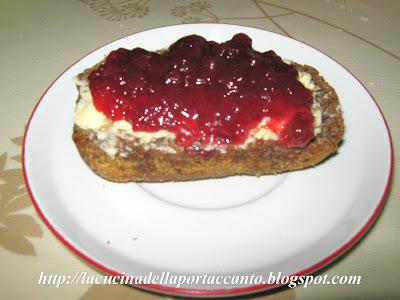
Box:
left=88, top=33, right=314, bottom=149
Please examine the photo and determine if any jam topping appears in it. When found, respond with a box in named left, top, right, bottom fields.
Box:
left=88, top=33, right=314, bottom=149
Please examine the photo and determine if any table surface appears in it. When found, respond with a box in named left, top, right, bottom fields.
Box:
left=1, top=0, right=399, bottom=299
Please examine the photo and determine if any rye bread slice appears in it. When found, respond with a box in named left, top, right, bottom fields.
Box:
left=72, top=63, right=344, bottom=182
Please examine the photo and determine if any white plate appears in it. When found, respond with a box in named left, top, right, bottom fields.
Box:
left=23, top=24, right=392, bottom=297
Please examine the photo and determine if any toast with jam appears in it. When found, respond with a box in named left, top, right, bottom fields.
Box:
left=72, top=34, right=344, bottom=182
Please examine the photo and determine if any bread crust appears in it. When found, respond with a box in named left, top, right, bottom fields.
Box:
left=72, top=64, right=344, bottom=182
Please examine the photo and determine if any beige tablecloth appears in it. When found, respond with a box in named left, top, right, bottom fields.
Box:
left=1, top=0, right=399, bottom=299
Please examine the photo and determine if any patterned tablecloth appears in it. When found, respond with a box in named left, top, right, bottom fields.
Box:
left=1, top=0, right=399, bottom=299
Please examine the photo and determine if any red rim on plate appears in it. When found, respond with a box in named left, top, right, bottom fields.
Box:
left=22, top=24, right=393, bottom=297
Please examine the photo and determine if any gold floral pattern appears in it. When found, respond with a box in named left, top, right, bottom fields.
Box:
left=170, top=1, right=293, bottom=25
left=0, top=136, right=42, bottom=256
left=171, top=1, right=218, bottom=23
left=79, top=0, right=150, bottom=21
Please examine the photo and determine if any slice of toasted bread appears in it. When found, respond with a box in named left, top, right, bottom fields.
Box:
left=72, top=62, right=344, bottom=182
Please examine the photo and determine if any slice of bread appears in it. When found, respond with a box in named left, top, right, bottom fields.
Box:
left=72, top=63, right=344, bottom=182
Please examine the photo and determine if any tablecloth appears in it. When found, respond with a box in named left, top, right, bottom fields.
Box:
left=1, top=0, right=399, bottom=299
